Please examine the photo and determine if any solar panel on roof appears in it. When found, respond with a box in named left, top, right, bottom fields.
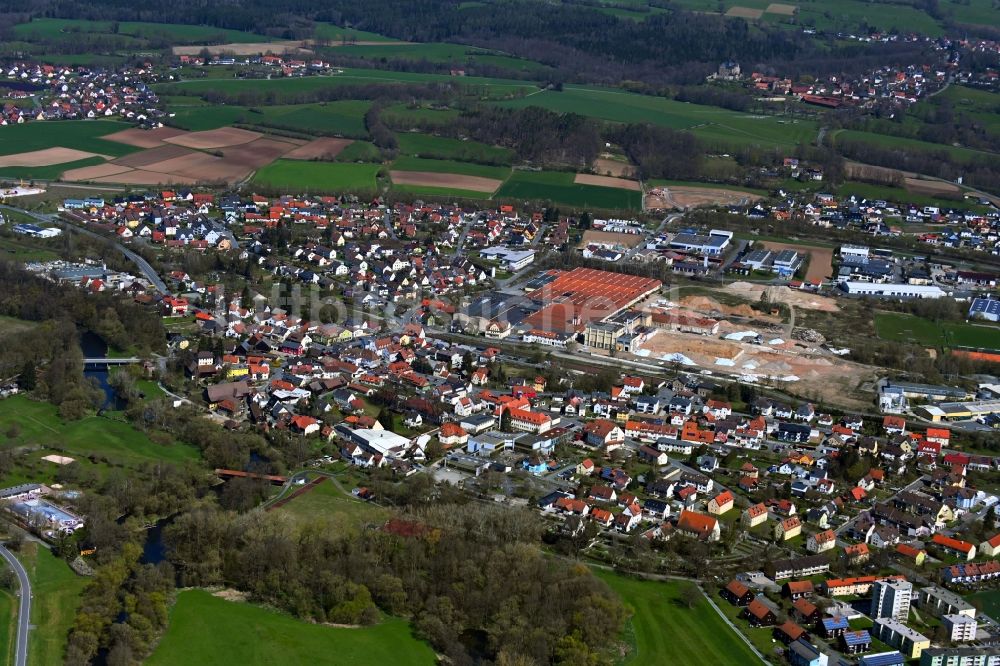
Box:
left=842, top=631, right=871, bottom=646
left=858, top=652, right=904, bottom=666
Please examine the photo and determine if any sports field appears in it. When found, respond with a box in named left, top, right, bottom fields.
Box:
left=147, top=590, right=435, bottom=666
left=875, top=312, right=1000, bottom=351
left=497, top=170, right=642, bottom=210
left=252, top=160, right=381, bottom=192
left=594, top=570, right=761, bottom=665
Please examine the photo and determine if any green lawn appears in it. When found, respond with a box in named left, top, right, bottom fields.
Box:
left=594, top=570, right=762, bottom=665
left=497, top=170, right=642, bottom=210
left=277, top=477, right=389, bottom=533
left=969, top=590, right=1000, bottom=617
left=313, top=23, right=397, bottom=43
left=147, top=589, right=435, bottom=666
left=390, top=156, right=511, bottom=180
left=0, top=395, right=200, bottom=484
left=0, top=236, right=60, bottom=262
left=252, top=160, right=381, bottom=192
left=18, top=543, right=87, bottom=666
left=395, top=133, right=514, bottom=165
left=874, top=312, right=1000, bottom=351
left=0, top=121, right=138, bottom=158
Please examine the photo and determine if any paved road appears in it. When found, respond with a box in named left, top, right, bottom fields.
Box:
left=0, top=204, right=168, bottom=294
left=0, top=545, right=31, bottom=666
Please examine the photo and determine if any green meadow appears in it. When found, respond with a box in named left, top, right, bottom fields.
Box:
left=497, top=170, right=642, bottom=210
left=594, top=570, right=762, bottom=665
left=147, top=590, right=435, bottom=666
left=253, top=160, right=382, bottom=192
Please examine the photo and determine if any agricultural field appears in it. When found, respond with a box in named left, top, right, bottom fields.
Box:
left=395, top=133, right=514, bottom=165
left=498, top=86, right=816, bottom=148
left=161, top=68, right=539, bottom=100
left=18, top=543, right=88, bottom=666
left=925, top=85, right=1000, bottom=138
left=390, top=156, right=511, bottom=181
left=594, top=570, right=762, bottom=665
left=167, top=102, right=370, bottom=136
left=0, top=121, right=138, bottom=158
left=313, top=23, right=398, bottom=43
left=0, top=395, right=200, bottom=487
left=252, top=160, right=382, bottom=192
left=497, top=170, right=643, bottom=210
left=875, top=312, right=1000, bottom=351
left=319, top=41, right=549, bottom=74
left=12, top=18, right=270, bottom=45
left=147, top=589, right=435, bottom=666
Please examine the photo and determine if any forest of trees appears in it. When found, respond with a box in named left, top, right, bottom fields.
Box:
left=161, top=498, right=626, bottom=665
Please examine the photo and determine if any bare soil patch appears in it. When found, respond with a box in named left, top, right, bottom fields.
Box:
left=221, top=137, right=299, bottom=168
left=62, top=162, right=135, bottom=181
left=726, top=281, right=840, bottom=312
left=101, top=126, right=188, bottom=148
left=283, top=137, right=354, bottom=160
left=592, top=158, right=636, bottom=179
left=390, top=170, right=502, bottom=193
left=574, top=173, right=641, bottom=191
left=726, top=6, right=764, bottom=18
left=211, top=588, right=248, bottom=603
left=760, top=241, right=834, bottom=283
left=766, top=3, right=797, bottom=14
left=142, top=152, right=251, bottom=183
left=164, top=127, right=262, bottom=149
left=172, top=41, right=311, bottom=56
left=111, top=144, right=196, bottom=168
left=580, top=230, right=646, bottom=249
left=91, top=169, right=200, bottom=185
left=0, top=147, right=101, bottom=167
left=648, top=185, right=760, bottom=210
left=679, top=295, right=768, bottom=320
left=905, top=177, right=961, bottom=196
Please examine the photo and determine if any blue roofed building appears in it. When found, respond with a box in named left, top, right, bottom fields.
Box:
left=822, top=615, right=850, bottom=638
left=841, top=630, right=872, bottom=654
left=969, top=297, right=1000, bottom=323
